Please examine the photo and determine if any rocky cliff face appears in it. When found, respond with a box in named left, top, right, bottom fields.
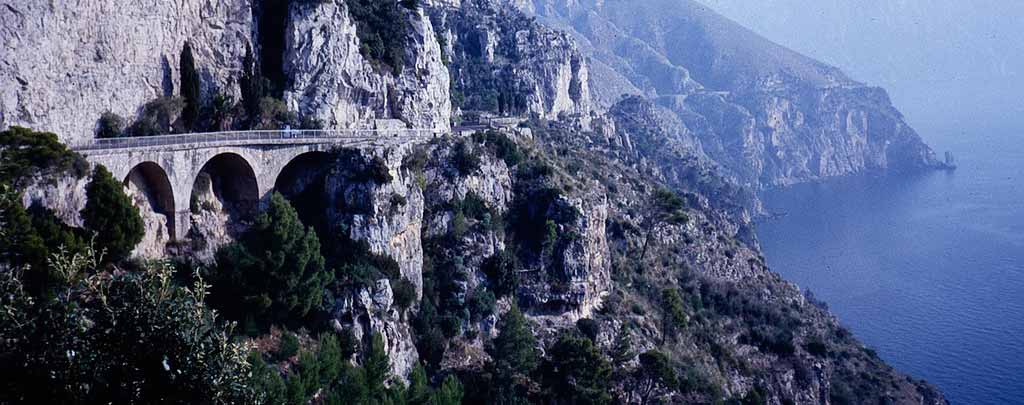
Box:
left=285, top=1, right=452, bottom=130
left=509, top=0, right=949, bottom=188
left=325, top=147, right=426, bottom=295
left=0, top=0, right=253, bottom=146
left=429, top=0, right=593, bottom=126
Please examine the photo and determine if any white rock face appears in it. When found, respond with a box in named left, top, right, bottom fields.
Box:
left=438, top=0, right=593, bottom=126
left=126, top=172, right=172, bottom=258
left=285, top=1, right=451, bottom=131
left=331, top=146, right=426, bottom=295
left=21, top=176, right=89, bottom=229
left=1, top=0, right=253, bottom=145
left=332, top=279, right=419, bottom=380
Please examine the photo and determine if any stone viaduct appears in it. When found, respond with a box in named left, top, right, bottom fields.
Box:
left=73, top=129, right=437, bottom=241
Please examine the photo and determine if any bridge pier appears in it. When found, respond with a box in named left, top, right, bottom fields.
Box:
left=174, top=210, right=192, bottom=243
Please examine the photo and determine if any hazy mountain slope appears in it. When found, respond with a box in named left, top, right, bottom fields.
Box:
left=517, top=0, right=949, bottom=188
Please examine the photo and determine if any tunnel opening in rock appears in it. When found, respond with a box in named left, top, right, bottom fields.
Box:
left=124, top=161, right=176, bottom=241
left=192, top=153, right=260, bottom=225
left=275, top=151, right=333, bottom=231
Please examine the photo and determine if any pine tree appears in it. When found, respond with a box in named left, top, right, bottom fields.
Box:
left=541, top=332, right=613, bottom=404
left=431, top=375, right=464, bottom=405
left=0, top=186, right=49, bottom=293
left=489, top=304, right=539, bottom=403
left=406, top=363, right=431, bottom=405
left=180, top=41, right=201, bottom=130
left=640, top=188, right=689, bottom=260
left=318, top=333, right=345, bottom=386
left=212, top=192, right=333, bottom=324
left=80, top=165, right=144, bottom=263
left=364, top=334, right=392, bottom=402
left=636, top=350, right=678, bottom=404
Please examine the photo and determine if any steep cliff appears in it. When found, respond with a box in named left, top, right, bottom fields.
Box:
left=428, top=0, right=593, bottom=126
left=285, top=0, right=452, bottom=130
left=510, top=0, right=949, bottom=188
left=0, top=0, right=253, bottom=146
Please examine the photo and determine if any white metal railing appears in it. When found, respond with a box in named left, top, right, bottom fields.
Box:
left=71, top=129, right=443, bottom=151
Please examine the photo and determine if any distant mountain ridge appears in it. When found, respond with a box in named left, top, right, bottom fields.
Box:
left=512, top=0, right=949, bottom=188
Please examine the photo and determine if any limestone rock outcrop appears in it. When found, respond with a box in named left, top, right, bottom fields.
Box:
left=1, top=0, right=253, bottom=146
left=285, top=1, right=452, bottom=131
left=325, top=146, right=426, bottom=294
left=430, top=0, right=593, bottom=126
left=331, top=279, right=419, bottom=381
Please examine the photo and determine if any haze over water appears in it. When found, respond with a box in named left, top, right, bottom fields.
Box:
left=697, top=2, right=1024, bottom=403
left=757, top=126, right=1024, bottom=404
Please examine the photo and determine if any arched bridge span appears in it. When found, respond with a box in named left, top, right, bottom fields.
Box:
left=74, top=129, right=436, bottom=240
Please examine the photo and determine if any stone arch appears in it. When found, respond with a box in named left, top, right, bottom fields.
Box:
left=191, top=152, right=260, bottom=220
left=124, top=161, right=176, bottom=240
left=274, top=151, right=334, bottom=225
left=275, top=151, right=333, bottom=197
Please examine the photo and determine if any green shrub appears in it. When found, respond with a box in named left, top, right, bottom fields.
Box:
left=0, top=257, right=256, bottom=403
left=392, top=278, right=417, bottom=312
left=741, top=326, right=796, bottom=357
left=253, top=97, right=297, bottom=130
left=327, top=234, right=402, bottom=289
left=81, top=165, right=145, bottom=263
left=96, top=111, right=126, bottom=138
left=0, top=126, right=88, bottom=187
left=207, top=92, right=239, bottom=131
left=458, top=191, right=489, bottom=221
left=805, top=340, right=829, bottom=357
left=661, top=288, right=687, bottom=339
left=355, top=156, right=393, bottom=184
left=277, top=331, right=300, bottom=361
left=451, top=139, right=481, bottom=176
left=347, top=0, right=410, bottom=73
left=468, top=287, right=496, bottom=321
left=450, top=209, right=468, bottom=239
left=481, top=249, right=520, bottom=296
left=129, top=96, right=186, bottom=136
left=473, top=130, right=523, bottom=167
left=575, top=318, right=600, bottom=341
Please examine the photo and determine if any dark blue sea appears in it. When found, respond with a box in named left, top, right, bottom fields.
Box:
left=757, top=125, right=1024, bottom=404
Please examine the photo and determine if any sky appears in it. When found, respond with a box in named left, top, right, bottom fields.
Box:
left=698, top=0, right=1024, bottom=138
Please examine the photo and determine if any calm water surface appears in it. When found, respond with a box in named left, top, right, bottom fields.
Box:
left=757, top=127, right=1024, bottom=404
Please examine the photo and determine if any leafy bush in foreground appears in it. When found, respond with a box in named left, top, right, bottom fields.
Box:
left=0, top=250, right=255, bottom=403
